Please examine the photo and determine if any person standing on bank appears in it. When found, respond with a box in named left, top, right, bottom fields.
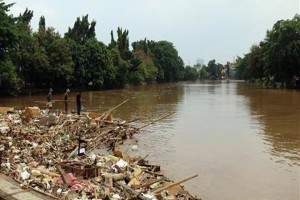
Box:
left=63, top=89, right=70, bottom=113
left=76, top=91, right=81, bottom=115
left=47, top=88, right=53, bottom=113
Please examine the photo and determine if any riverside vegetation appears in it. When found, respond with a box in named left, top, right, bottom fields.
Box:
left=1, top=2, right=299, bottom=96
left=0, top=2, right=198, bottom=96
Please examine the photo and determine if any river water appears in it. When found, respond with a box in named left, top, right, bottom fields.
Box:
left=0, top=81, right=299, bottom=200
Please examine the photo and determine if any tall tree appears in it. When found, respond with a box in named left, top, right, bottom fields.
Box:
left=149, top=40, right=184, bottom=82
left=79, top=39, right=113, bottom=89
left=0, top=2, right=18, bottom=59
left=65, top=15, right=96, bottom=87
left=33, top=17, right=73, bottom=88
left=110, top=28, right=143, bottom=85
left=108, top=47, right=128, bottom=88
left=236, top=14, right=300, bottom=88
left=184, top=66, right=198, bottom=80
left=264, top=15, right=300, bottom=87
left=131, top=39, right=158, bottom=84
left=0, top=2, right=20, bottom=94
left=13, top=8, right=36, bottom=87
left=207, top=59, right=222, bottom=79
left=110, top=27, right=132, bottom=60
left=46, top=35, right=73, bottom=87
left=65, top=15, right=96, bottom=44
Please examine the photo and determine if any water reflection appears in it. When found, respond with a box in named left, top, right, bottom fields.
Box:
left=82, top=84, right=184, bottom=122
left=237, top=85, right=300, bottom=165
left=0, top=82, right=299, bottom=199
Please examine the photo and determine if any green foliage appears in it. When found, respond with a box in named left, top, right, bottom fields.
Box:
left=0, top=2, right=20, bottom=93
left=128, top=70, right=144, bottom=85
left=225, top=62, right=230, bottom=78
left=110, top=27, right=133, bottom=60
left=235, top=56, right=248, bottom=80
left=17, top=8, right=33, bottom=24
left=65, top=15, right=96, bottom=44
left=79, top=39, right=113, bottom=89
left=13, top=16, right=37, bottom=86
left=46, top=37, right=73, bottom=87
left=64, top=15, right=99, bottom=88
left=117, top=28, right=129, bottom=55
left=39, top=16, right=46, bottom=32
left=199, top=65, right=208, bottom=79
left=149, top=40, right=185, bottom=82
left=132, top=39, right=157, bottom=83
left=0, top=60, right=21, bottom=94
left=132, top=38, right=149, bottom=55
left=30, top=17, right=74, bottom=88
left=0, top=2, right=200, bottom=95
left=235, top=15, right=300, bottom=88
left=108, top=47, right=128, bottom=88
left=207, top=59, right=222, bottom=79
left=264, top=15, right=300, bottom=87
left=142, top=62, right=158, bottom=83
left=0, top=2, right=18, bottom=59
left=67, top=40, right=84, bottom=86
left=235, top=44, right=265, bottom=81
left=248, top=44, right=266, bottom=80
left=184, top=66, right=198, bottom=80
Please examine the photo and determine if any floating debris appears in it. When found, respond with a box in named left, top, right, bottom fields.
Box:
left=0, top=107, right=200, bottom=199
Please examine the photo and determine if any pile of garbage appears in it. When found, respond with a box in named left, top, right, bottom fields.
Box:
left=0, top=106, right=199, bottom=200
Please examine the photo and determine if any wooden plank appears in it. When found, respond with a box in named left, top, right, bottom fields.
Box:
left=152, top=174, right=198, bottom=194
left=56, top=165, right=71, bottom=187
left=138, top=112, right=175, bottom=130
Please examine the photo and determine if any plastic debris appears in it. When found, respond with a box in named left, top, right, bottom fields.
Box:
left=0, top=107, right=199, bottom=200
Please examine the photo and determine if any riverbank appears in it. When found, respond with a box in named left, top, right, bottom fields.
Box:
left=1, top=81, right=150, bottom=97
left=0, top=107, right=200, bottom=199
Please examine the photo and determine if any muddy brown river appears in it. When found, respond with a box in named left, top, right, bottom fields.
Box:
left=0, top=80, right=299, bottom=200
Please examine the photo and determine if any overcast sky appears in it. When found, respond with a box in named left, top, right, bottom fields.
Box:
left=6, top=0, right=300, bottom=65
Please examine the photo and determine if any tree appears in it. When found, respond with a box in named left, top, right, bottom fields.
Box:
left=116, top=28, right=132, bottom=60
left=46, top=36, right=73, bottom=87
left=65, top=15, right=97, bottom=88
left=184, top=66, right=198, bottom=80
left=131, top=39, right=158, bottom=84
left=149, top=40, right=184, bottom=82
left=236, top=15, right=300, bottom=88
left=0, top=2, right=20, bottom=94
left=247, top=44, right=264, bottom=80
left=0, top=2, right=193, bottom=94
left=199, top=65, right=208, bottom=79
left=0, top=2, right=18, bottom=59
left=264, top=15, right=300, bottom=87
left=110, top=29, right=159, bottom=86
left=28, top=17, right=74, bottom=88
left=79, top=39, right=113, bottom=89
left=12, top=8, right=37, bottom=87
left=107, top=47, right=128, bottom=88
left=225, top=62, right=230, bottom=79
left=65, top=15, right=96, bottom=44
left=207, top=59, right=222, bottom=79
left=235, top=56, right=248, bottom=80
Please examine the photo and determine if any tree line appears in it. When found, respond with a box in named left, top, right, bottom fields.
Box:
left=195, top=59, right=225, bottom=80
left=0, top=2, right=199, bottom=95
left=195, top=14, right=300, bottom=87
left=235, top=14, right=300, bottom=88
